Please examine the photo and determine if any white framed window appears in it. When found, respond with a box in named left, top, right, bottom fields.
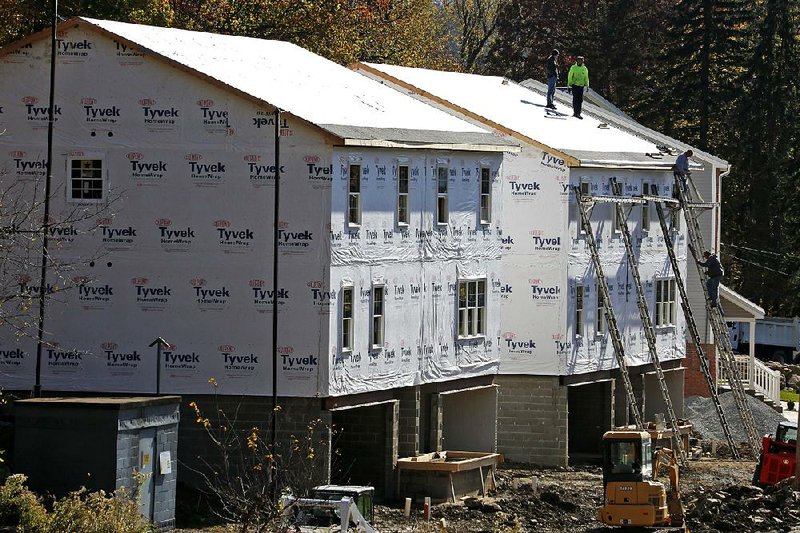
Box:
left=612, top=203, right=625, bottom=235
left=577, top=179, right=590, bottom=237
left=670, top=208, right=681, bottom=232
left=655, top=278, right=677, bottom=327
left=458, top=279, right=486, bottom=338
left=575, top=285, right=584, bottom=337
left=596, top=287, right=607, bottom=336
left=371, top=285, right=384, bottom=349
left=68, top=158, right=104, bottom=202
left=341, top=286, right=354, bottom=351
left=397, top=165, right=410, bottom=226
left=348, top=164, right=361, bottom=226
left=641, top=182, right=651, bottom=232
left=437, top=166, right=448, bottom=225
left=479, top=167, right=491, bottom=224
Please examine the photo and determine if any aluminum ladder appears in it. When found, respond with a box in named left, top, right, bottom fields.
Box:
left=651, top=188, right=741, bottom=458
left=574, top=186, right=643, bottom=429
left=674, top=174, right=761, bottom=454
left=609, top=179, right=687, bottom=464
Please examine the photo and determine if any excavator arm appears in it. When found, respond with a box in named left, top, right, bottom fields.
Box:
left=652, top=448, right=684, bottom=526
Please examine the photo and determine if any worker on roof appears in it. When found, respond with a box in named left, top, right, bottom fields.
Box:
left=673, top=149, right=694, bottom=191
left=567, top=56, right=589, bottom=119
left=698, top=250, right=724, bottom=308
left=545, top=49, right=559, bottom=110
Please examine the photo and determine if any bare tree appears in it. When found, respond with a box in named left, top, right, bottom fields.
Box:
left=443, top=0, right=504, bottom=72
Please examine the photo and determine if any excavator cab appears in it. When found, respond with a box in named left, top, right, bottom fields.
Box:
left=599, top=430, right=683, bottom=528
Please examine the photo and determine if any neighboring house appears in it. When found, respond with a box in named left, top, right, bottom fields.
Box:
left=0, top=18, right=519, bottom=496
left=353, top=63, right=691, bottom=463
left=520, top=79, right=770, bottom=403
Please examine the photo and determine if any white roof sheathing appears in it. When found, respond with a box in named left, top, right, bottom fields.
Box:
left=362, top=63, right=666, bottom=164
left=520, top=78, right=729, bottom=168
left=79, top=18, right=509, bottom=147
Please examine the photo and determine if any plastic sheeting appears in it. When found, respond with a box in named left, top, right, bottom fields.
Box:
left=0, top=24, right=504, bottom=396
left=353, top=65, right=686, bottom=376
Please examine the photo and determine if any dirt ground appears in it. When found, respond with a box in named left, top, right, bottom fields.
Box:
left=372, top=459, right=800, bottom=533
left=176, top=458, right=800, bottom=532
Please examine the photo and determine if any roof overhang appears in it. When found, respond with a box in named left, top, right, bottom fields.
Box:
left=321, top=125, right=520, bottom=153
left=720, top=284, right=765, bottom=321
left=350, top=62, right=570, bottom=162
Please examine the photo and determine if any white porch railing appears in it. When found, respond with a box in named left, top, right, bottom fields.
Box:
left=716, top=355, right=781, bottom=407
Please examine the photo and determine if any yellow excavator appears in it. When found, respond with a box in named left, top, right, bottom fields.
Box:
left=598, top=430, right=686, bottom=530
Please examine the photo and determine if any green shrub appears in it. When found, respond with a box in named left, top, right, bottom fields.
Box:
left=49, top=486, right=153, bottom=533
left=0, top=474, right=153, bottom=533
left=0, top=474, right=50, bottom=532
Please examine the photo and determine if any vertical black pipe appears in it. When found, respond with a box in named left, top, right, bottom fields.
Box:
left=270, top=108, right=281, bottom=497
left=33, top=0, right=59, bottom=398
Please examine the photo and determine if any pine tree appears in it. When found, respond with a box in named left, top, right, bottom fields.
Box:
left=723, top=0, right=800, bottom=314
left=655, top=0, right=755, bottom=151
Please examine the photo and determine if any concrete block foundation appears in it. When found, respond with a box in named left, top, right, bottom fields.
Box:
left=496, top=375, right=568, bottom=465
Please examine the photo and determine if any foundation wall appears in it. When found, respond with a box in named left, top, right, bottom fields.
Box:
left=568, top=380, right=614, bottom=457
left=496, top=375, right=567, bottom=465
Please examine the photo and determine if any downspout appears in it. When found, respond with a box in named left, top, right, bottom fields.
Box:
left=715, top=167, right=731, bottom=253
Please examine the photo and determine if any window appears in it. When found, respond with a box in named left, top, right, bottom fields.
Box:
left=479, top=167, right=491, bottom=224
left=348, top=164, right=361, bottom=225
left=437, top=166, right=448, bottom=225
left=612, top=203, right=625, bottom=234
left=655, top=279, right=677, bottom=327
left=597, top=287, right=607, bottom=336
left=575, top=285, right=584, bottom=337
left=341, top=286, right=354, bottom=351
left=670, top=208, right=681, bottom=232
left=577, top=180, right=590, bottom=236
left=641, top=182, right=651, bottom=232
left=69, top=158, right=104, bottom=201
left=397, top=165, right=409, bottom=226
left=458, top=279, right=486, bottom=338
left=371, top=285, right=384, bottom=349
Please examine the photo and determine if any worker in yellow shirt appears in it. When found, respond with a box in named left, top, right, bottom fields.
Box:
left=567, top=56, right=589, bottom=119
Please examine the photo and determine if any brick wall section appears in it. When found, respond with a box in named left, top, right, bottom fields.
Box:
left=495, top=375, right=568, bottom=465
left=395, top=386, right=420, bottom=458
left=177, top=395, right=331, bottom=492
left=684, top=343, right=717, bottom=398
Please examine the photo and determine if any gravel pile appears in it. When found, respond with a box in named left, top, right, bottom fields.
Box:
left=685, top=393, right=787, bottom=443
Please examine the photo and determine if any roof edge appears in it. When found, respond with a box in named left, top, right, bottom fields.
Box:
left=350, top=62, right=578, bottom=166
left=520, top=78, right=730, bottom=169
left=720, top=284, right=765, bottom=320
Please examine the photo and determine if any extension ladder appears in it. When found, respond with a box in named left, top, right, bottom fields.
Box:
left=674, top=174, right=761, bottom=454
left=651, top=191, right=741, bottom=458
left=610, top=179, right=687, bottom=464
left=574, top=186, right=643, bottom=429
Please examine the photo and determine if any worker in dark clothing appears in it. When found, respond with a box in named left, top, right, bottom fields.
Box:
left=698, top=250, right=724, bottom=308
left=546, top=49, right=559, bottom=109
left=673, top=150, right=693, bottom=191
left=567, top=56, right=589, bottom=119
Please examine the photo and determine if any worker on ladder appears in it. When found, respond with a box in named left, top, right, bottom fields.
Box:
left=673, top=149, right=693, bottom=191
left=697, top=250, right=724, bottom=308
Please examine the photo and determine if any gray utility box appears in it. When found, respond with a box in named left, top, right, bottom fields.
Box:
left=14, top=396, right=181, bottom=530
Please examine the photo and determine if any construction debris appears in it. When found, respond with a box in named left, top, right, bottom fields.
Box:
left=373, top=461, right=800, bottom=532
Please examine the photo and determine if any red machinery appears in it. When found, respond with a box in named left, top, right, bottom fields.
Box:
left=753, top=420, right=797, bottom=486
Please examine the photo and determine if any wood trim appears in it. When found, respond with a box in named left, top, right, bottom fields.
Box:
left=350, top=62, right=581, bottom=167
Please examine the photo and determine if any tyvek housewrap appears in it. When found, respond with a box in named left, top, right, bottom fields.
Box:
left=326, top=150, right=503, bottom=396
left=0, top=23, right=504, bottom=396
left=353, top=63, right=686, bottom=376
